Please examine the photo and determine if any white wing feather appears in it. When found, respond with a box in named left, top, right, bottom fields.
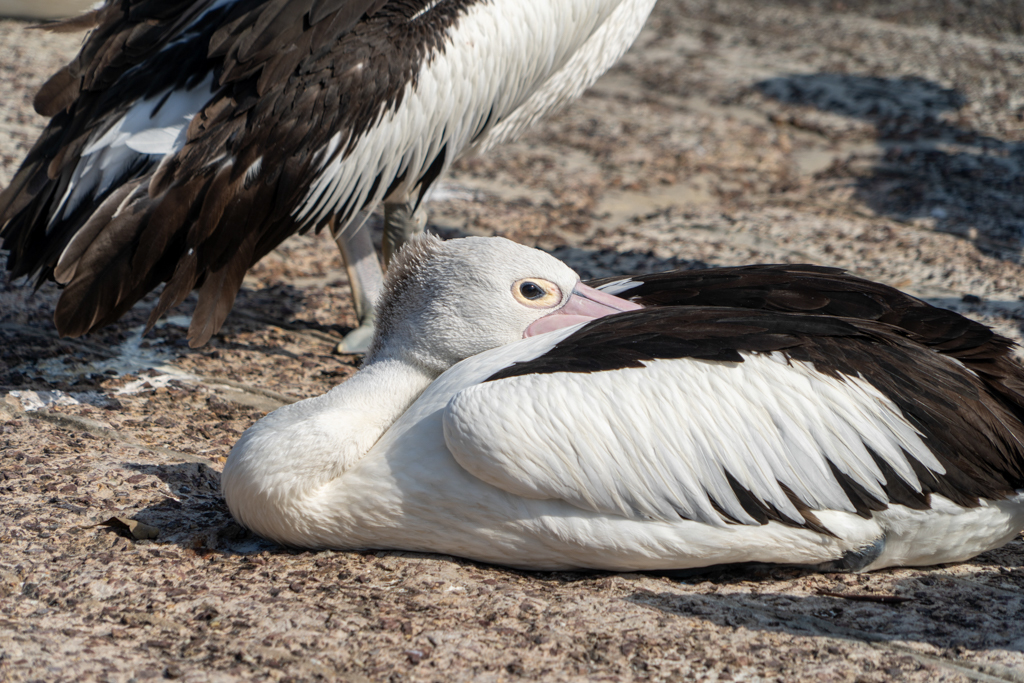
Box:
left=443, top=352, right=945, bottom=526
left=293, top=0, right=649, bottom=228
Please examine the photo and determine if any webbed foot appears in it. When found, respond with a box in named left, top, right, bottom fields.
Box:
left=336, top=321, right=376, bottom=354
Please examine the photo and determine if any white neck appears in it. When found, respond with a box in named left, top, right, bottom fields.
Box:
left=221, top=356, right=436, bottom=544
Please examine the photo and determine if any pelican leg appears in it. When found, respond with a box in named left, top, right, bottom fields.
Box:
left=334, top=222, right=384, bottom=354
left=382, top=201, right=428, bottom=266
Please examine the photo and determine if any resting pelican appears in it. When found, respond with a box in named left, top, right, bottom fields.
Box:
left=0, top=0, right=657, bottom=350
left=222, top=235, right=1024, bottom=572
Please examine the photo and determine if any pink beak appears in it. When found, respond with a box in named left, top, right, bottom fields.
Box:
left=524, top=282, right=643, bottom=338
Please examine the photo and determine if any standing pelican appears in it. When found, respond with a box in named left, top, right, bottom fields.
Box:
left=0, top=0, right=657, bottom=350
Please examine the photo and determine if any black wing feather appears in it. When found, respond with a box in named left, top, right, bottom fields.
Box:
left=1, top=0, right=477, bottom=346
left=590, top=265, right=1024, bottom=424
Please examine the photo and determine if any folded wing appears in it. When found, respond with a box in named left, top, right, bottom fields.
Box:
left=442, top=309, right=1024, bottom=533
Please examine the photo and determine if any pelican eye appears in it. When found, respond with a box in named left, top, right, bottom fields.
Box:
left=512, top=278, right=562, bottom=309
left=520, top=282, right=544, bottom=300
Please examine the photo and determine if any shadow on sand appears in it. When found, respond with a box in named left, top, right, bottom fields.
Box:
left=118, top=459, right=1024, bottom=661
left=755, top=73, right=1024, bottom=259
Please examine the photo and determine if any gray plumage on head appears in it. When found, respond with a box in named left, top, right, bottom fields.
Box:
left=363, top=234, right=583, bottom=375
left=368, top=232, right=449, bottom=358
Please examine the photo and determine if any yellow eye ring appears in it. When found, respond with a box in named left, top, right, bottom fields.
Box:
left=512, top=278, right=562, bottom=309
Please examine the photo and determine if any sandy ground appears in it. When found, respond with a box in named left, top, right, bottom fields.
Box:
left=2, top=1, right=1024, bottom=681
